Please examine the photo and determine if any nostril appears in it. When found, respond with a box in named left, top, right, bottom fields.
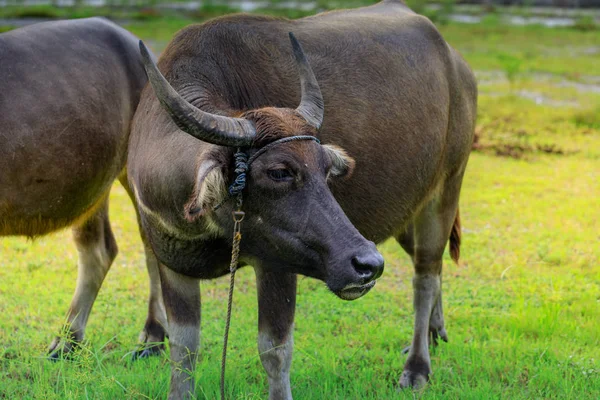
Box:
left=352, top=257, right=374, bottom=279
left=352, top=256, right=378, bottom=282
left=352, top=253, right=384, bottom=281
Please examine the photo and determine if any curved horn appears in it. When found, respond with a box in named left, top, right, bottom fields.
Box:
left=139, top=41, right=256, bottom=147
left=288, top=32, right=324, bottom=130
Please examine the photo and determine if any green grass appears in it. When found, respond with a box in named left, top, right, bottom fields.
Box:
left=2, top=151, right=598, bottom=399
left=2, top=7, right=600, bottom=400
left=439, top=23, right=600, bottom=77
left=0, top=25, right=15, bottom=33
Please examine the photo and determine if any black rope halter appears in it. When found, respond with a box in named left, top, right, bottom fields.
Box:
left=214, top=135, right=321, bottom=210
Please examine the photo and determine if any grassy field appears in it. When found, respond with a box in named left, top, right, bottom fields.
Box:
left=1, top=5, right=600, bottom=399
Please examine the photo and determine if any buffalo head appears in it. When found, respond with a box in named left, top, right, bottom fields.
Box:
left=139, top=34, right=384, bottom=300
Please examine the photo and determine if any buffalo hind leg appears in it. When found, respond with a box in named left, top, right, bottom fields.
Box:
left=118, top=174, right=168, bottom=359
left=397, top=225, right=448, bottom=352
left=49, top=197, right=117, bottom=359
left=255, top=267, right=297, bottom=400
left=132, top=243, right=168, bottom=359
left=160, top=264, right=200, bottom=400
left=398, top=191, right=459, bottom=388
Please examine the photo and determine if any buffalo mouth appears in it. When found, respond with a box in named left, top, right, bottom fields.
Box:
left=335, top=280, right=377, bottom=301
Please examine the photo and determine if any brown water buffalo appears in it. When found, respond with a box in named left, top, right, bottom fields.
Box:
left=128, top=0, right=477, bottom=398
left=0, top=18, right=166, bottom=359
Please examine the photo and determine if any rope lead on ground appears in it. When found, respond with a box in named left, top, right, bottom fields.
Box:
left=220, top=203, right=245, bottom=400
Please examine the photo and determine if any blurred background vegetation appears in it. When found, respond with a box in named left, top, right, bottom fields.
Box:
left=4, top=0, right=594, bottom=158
left=0, top=0, right=599, bottom=28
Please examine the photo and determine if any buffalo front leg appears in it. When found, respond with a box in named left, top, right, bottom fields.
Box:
left=49, top=197, right=117, bottom=359
left=255, top=267, right=297, bottom=400
left=399, top=197, right=458, bottom=389
left=159, top=264, right=201, bottom=400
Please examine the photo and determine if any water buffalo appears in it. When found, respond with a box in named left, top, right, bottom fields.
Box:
left=128, top=0, right=477, bottom=398
left=0, top=18, right=166, bottom=359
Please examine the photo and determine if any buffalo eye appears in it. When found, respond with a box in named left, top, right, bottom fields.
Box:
left=267, top=168, right=294, bottom=182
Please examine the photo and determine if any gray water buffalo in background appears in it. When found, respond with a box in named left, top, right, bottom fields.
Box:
left=0, top=18, right=167, bottom=359
left=129, top=0, right=477, bottom=397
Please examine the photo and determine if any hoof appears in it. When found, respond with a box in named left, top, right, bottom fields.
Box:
left=48, top=350, right=66, bottom=362
left=399, top=356, right=431, bottom=390
left=131, top=343, right=164, bottom=361
left=47, top=337, right=78, bottom=361
left=48, top=347, right=77, bottom=361
left=399, top=370, right=428, bottom=389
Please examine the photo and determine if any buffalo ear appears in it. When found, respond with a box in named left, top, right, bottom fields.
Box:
left=184, top=158, right=227, bottom=221
left=323, top=144, right=355, bottom=180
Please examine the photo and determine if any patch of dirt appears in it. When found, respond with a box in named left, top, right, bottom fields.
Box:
left=471, top=131, right=576, bottom=159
